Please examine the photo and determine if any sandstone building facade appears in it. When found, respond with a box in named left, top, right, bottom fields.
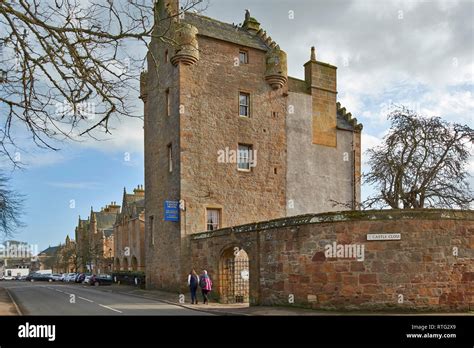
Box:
left=142, top=1, right=362, bottom=291
left=75, top=204, right=118, bottom=273
left=113, top=186, right=146, bottom=272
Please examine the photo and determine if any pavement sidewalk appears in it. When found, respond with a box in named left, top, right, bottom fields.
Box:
left=93, top=284, right=474, bottom=316
left=0, top=286, right=20, bottom=315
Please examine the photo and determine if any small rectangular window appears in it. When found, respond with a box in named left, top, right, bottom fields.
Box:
left=238, top=144, right=252, bottom=171
left=167, top=143, right=173, bottom=173
left=149, top=215, right=154, bottom=246
left=239, top=50, right=248, bottom=64
left=206, top=209, right=220, bottom=231
left=166, top=88, right=170, bottom=116
left=239, top=92, right=250, bottom=117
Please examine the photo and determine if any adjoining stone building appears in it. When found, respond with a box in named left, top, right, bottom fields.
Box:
left=142, top=1, right=362, bottom=291
left=113, top=185, right=146, bottom=272
left=75, top=204, right=119, bottom=273
left=33, top=236, right=77, bottom=273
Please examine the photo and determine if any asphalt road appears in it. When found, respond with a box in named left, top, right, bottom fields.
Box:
left=0, top=281, right=211, bottom=316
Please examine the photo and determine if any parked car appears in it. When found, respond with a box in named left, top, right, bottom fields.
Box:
left=15, top=275, right=26, bottom=281
left=83, top=275, right=92, bottom=284
left=64, top=273, right=76, bottom=282
left=29, top=273, right=53, bottom=282
left=89, top=274, right=113, bottom=286
left=51, top=274, right=62, bottom=281
left=76, top=273, right=91, bottom=283
left=1, top=275, right=14, bottom=281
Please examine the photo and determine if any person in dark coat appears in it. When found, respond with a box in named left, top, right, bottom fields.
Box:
left=187, top=269, right=199, bottom=304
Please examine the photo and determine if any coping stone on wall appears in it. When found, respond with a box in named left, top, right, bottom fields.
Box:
left=190, top=209, right=474, bottom=241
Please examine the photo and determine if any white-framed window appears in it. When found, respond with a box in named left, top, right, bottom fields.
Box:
left=238, top=144, right=252, bottom=171
left=239, top=50, right=248, bottom=64
left=206, top=209, right=220, bottom=231
left=239, top=92, right=250, bottom=117
left=167, top=143, right=173, bottom=173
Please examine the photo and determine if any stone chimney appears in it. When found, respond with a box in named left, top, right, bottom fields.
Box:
left=242, top=10, right=260, bottom=33
left=304, top=46, right=338, bottom=147
left=133, top=185, right=145, bottom=197
left=106, top=201, right=121, bottom=214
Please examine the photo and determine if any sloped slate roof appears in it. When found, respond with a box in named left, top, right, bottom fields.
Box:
left=103, top=228, right=114, bottom=238
left=133, top=198, right=145, bottom=209
left=125, top=194, right=143, bottom=205
left=39, top=246, right=59, bottom=256
left=183, top=12, right=268, bottom=51
left=95, top=212, right=117, bottom=230
left=123, top=198, right=145, bottom=219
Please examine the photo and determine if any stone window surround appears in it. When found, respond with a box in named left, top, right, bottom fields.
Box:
left=165, top=88, right=170, bottom=117
left=167, top=142, right=173, bottom=173
left=237, top=143, right=253, bottom=172
left=239, top=49, right=248, bottom=64
left=149, top=215, right=154, bottom=246
left=204, top=204, right=224, bottom=232
left=238, top=91, right=250, bottom=117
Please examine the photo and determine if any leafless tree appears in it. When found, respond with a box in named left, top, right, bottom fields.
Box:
left=364, top=106, right=473, bottom=209
left=0, top=0, right=206, bottom=166
left=0, top=172, right=24, bottom=238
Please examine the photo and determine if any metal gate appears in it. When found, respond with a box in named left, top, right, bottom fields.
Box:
left=219, top=257, right=249, bottom=304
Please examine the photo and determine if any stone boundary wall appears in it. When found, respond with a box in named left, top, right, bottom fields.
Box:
left=189, top=209, right=473, bottom=311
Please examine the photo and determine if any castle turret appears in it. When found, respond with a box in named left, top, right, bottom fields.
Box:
left=265, top=47, right=288, bottom=90
left=170, top=22, right=200, bottom=66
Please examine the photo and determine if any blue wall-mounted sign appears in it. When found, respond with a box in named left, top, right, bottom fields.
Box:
left=164, top=200, right=180, bottom=222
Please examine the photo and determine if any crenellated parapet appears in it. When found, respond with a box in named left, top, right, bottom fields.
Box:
left=336, top=102, right=363, bottom=131
left=241, top=10, right=287, bottom=90
left=170, top=22, right=200, bottom=66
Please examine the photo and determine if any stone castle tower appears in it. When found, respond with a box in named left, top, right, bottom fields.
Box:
left=142, top=0, right=362, bottom=291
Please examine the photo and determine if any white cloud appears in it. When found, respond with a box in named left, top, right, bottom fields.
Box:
left=79, top=115, right=144, bottom=154
left=46, top=181, right=102, bottom=189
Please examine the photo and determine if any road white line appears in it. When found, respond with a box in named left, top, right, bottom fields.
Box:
left=5, top=288, right=22, bottom=315
left=55, top=289, right=64, bottom=293
left=98, top=304, right=122, bottom=313
left=78, top=296, right=94, bottom=303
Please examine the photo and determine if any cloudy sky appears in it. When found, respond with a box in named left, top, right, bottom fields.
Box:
left=4, top=0, right=473, bottom=251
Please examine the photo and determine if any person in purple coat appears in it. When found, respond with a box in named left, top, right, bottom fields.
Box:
left=199, top=270, right=213, bottom=304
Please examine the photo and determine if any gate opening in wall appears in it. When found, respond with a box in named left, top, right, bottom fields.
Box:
left=218, top=247, right=249, bottom=304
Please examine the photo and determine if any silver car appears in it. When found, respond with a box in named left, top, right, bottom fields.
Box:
left=51, top=274, right=62, bottom=281
left=65, top=273, right=76, bottom=282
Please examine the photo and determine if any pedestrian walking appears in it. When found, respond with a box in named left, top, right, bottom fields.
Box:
left=187, top=269, right=199, bottom=304
left=199, top=270, right=212, bottom=304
